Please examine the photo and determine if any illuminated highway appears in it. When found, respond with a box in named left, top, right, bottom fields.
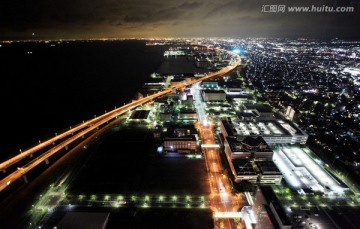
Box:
left=0, top=46, right=241, bottom=194
left=197, top=121, right=245, bottom=229
left=191, top=71, right=245, bottom=228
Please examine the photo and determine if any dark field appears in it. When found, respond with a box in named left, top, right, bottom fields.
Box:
left=44, top=206, right=213, bottom=229
left=59, top=127, right=213, bottom=228
left=69, top=127, right=209, bottom=196
left=0, top=125, right=213, bottom=229
left=106, top=208, right=213, bottom=229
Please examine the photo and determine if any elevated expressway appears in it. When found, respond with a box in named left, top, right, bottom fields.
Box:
left=0, top=47, right=241, bottom=193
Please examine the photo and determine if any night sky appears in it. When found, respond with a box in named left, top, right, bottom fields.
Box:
left=1, top=0, right=360, bottom=40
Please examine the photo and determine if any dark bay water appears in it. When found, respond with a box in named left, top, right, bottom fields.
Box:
left=0, top=40, right=167, bottom=160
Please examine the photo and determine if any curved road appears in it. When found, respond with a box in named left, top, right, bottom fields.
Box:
left=0, top=47, right=241, bottom=193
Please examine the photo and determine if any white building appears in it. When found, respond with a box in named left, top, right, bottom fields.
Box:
left=220, top=118, right=308, bottom=146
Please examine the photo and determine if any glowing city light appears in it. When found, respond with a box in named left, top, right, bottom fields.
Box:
left=232, top=49, right=241, bottom=54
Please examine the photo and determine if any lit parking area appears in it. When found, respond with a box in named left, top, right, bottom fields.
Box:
left=290, top=206, right=340, bottom=229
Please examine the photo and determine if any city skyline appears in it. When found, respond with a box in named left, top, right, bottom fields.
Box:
left=1, top=0, right=360, bottom=40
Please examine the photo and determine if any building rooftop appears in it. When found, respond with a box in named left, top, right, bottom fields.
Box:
left=243, top=103, right=273, bottom=114
left=226, top=136, right=272, bottom=153
left=179, top=110, right=197, bottom=114
left=273, top=146, right=348, bottom=194
left=129, top=110, right=150, bottom=120
left=164, top=124, right=198, bottom=140
left=232, top=159, right=257, bottom=175
left=228, top=93, right=254, bottom=100
left=237, top=110, right=258, bottom=118
left=278, top=119, right=307, bottom=136
left=221, top=117, right=307, bottom=138
left=221, top=118, right=237, bottom=136
left=256, top=161, right=282, bottom=175
left=201, top=89, right=226, bottom=94
left=202, top=81, right=219, bottom=86
left=233, top=120, right=287, bottom=136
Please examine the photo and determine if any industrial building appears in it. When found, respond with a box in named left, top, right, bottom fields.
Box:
left=201, top=89, right=227, bottom=101
left=273, top=146, right=349, bottom=195
left=242, top=103, right=275, bottom=120
left=220, top=118, right=308, bottom=146
left=178, top=110, right=198, bottom=121
left=142, top=78, right=166, bottom=89
left=222, top=136, right=282, bottom=184
left=158, top=112, right=172, bottom=122
left=230, top=95, right=256, bottom=106
left=162, top=124, right=199, bottom=153
left=232, top=159, right=258, bottom=183
left=181, top=94, right=194, bottom=107
left=229, top=159, right=282, bottom=184
left=255, top=161, right=283, bottom=184
left=201, top=80, right=219, bottom=88
left=224, top=136, right=273, bottom=160
left=253, top=186, right=292, bottom=229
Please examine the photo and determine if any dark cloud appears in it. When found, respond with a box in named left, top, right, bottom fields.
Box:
left=123, top=2, right=203, bottom=23
left=0, top=0, right=359, bottom=39
left=178, top=2, right=204, bottom=9
left=124, top=8, right=179, bottom=23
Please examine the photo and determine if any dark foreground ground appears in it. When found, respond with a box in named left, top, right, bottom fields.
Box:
left=0, top=125, right=212, bottom=228
left=68, top=127, right=209, bottom=195
left=44, top=206, right=213, bottom=229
